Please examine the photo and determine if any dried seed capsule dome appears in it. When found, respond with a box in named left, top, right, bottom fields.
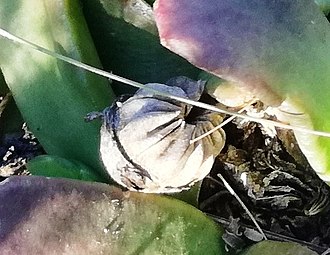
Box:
left=100, top=77, right=226, bottom=193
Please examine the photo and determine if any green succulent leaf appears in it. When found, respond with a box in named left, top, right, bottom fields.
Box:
left=0, top=0, right=115, bottom=177
left=81, top=0, right=200, bottom=95
left=0, top=176, right=226, bottom=254
left=27, top=155, right=106, bottom=182
left=240, top=241, right=318, bottom=255
left=315, top=0, right=330, bottom=14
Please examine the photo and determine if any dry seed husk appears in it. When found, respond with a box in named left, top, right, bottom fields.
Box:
left=100, top=77, right=226, bottom=193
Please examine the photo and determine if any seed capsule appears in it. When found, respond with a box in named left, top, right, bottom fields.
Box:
left=99, top=77, right=225, bottom=193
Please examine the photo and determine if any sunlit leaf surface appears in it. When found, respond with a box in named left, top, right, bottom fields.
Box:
left=0, top=176, right=225, bottom=254
left=154, top=0, right=330, bottom=182
left=0, top=0, right=115, bottom=176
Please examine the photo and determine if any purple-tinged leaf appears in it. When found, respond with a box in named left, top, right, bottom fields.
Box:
left=0, top=176, right=225, bottom=254
left=154, top=0, right=330, bottom=106
left=154, top=0, right=330, bottom=182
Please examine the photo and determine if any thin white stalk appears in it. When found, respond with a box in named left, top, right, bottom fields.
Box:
left=216, top=173, right=267, bottom=240
left=190, top=100, right=257, bottom=144
left=321, top=248, right=330, bottom=255
left=1, top=28, right=330, bottom=139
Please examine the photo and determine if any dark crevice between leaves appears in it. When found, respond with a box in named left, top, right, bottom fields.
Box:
left=199, top=114, right=330, bottom=254
left=0, top=71, right=43, bottom=181
left=0, top=123, right=44, bottom=181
